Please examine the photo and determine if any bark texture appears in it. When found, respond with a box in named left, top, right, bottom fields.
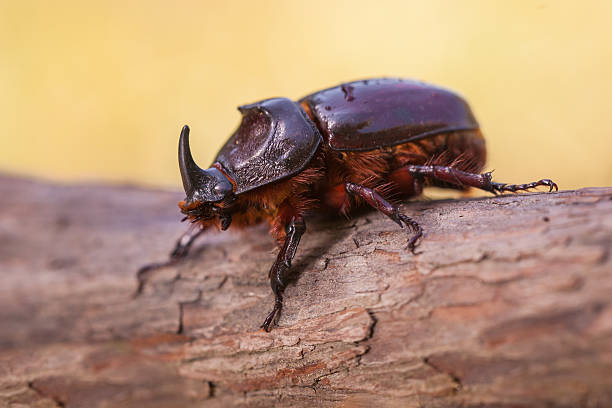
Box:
left=1, top=175, right=611, bottom=408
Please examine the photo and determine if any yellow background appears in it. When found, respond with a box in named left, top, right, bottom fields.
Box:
left=2, top=1, right=611, bottom=191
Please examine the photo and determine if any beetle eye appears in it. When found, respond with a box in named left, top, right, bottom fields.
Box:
left=213, top=181, right=232, bottom=196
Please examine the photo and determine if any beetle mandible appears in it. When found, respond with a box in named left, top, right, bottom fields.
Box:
left=145, top=78, right=558, bottom=331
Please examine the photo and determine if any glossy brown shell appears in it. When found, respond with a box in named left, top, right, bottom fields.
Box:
left=299, top=78, right=479, bottom=151
left=215, top=98, right=322, bottom=194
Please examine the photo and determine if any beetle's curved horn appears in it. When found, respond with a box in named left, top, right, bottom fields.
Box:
left=178, top=125, right=204, bottom=195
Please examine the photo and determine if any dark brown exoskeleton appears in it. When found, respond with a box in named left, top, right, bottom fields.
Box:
left=144, top=78, right=557, bottom=331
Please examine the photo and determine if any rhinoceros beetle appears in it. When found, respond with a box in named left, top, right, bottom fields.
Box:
left=143, top=78, right=557, bottom=331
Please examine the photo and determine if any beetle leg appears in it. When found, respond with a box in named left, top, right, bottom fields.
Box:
left=486, top=178, right=558, bottom=194
left=261, top=215, right=306, bottom=332
left=405, top=165, right=558, bottom=195
left=170, top=226, right=206, bottom=259
left=345, top=182, right=423, bottom=251
left=135, top=226, right=205, bottom=295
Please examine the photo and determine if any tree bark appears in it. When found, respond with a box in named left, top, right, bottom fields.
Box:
left=1, top=174, right=611, bottom=408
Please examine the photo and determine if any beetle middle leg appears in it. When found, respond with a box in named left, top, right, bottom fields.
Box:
left=345, top=182, right=423, bottom=251
left=261, top=215, right=306, bottom=332
left=404, top=165, right=558, bottom=195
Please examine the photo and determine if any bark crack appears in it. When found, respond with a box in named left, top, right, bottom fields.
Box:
left=28, top=381, right=66, bottom=408
left=422, top=357, right=462, bottom=394
left=177, top=289, right=203, bottom=335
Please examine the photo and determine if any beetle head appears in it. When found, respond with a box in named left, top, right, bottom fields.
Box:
left=178, top=125, right=235, bottom=227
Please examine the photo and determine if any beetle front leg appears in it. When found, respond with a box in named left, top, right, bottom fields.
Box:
left=405, top=165, right=558, bottom=195
left=345, top=182, right=423, bottom=251
left=169, top=226, right=206, bottom=259
left=261, top=215, right=306, bottom=332
left=135, top=226, right=205, bottom=295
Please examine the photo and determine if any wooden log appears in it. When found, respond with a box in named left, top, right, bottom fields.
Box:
left=1, top=174, right=611, bottom=407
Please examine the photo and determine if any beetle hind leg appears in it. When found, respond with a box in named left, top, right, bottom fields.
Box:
left=345, top=182, right=423, bottom=251
left=404, top=165, right=558, bottom=195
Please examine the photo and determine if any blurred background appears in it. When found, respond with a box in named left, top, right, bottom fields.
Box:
left=1, top=0, right=611, bottom=191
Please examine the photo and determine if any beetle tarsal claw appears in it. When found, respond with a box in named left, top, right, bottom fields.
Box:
left=543, top=179, right=559, bottom=192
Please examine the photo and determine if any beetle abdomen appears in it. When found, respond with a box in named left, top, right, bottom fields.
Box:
left=320, top=129, right=486, bottom=212
left=300, top=78, right=479, bottom=152
left=339, top=130, right=486, bottom=188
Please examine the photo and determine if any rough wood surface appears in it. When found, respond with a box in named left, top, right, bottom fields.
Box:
left=1, top=175, right=611, bottom=408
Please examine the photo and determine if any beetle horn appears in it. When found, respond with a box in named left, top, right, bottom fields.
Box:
left=178, top=125, right=204, bottom=195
